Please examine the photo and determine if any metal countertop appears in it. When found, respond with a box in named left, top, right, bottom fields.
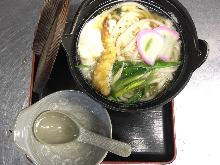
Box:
left=0, top=0, right=219, bottom=164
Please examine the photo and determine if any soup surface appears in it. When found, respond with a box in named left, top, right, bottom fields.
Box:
left=77, top=2, right=181, bottom=103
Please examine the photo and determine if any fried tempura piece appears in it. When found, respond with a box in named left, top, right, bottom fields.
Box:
left=92, top=18, right=116, bottom=96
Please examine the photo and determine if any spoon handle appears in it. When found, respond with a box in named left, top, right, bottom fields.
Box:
left=78, top=128, right=131, bottom=157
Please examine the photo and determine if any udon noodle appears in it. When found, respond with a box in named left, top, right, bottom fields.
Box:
left=77, top=2, right=181, bottom=103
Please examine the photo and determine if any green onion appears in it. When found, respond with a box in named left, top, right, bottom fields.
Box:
left=114, top=79, right=146, bottom=97
left=112, top=60, right=180, bottom=92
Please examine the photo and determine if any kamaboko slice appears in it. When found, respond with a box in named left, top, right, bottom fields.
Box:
left=137, top=30, right=164, bottom=65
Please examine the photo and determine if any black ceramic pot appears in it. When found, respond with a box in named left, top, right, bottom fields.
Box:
left=62, top=0, right=208, bottom=112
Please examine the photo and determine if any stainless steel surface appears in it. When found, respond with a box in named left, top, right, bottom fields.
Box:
left=0, top=0, right=41, bottom=164
left=0, top=0, right=219, bottom=164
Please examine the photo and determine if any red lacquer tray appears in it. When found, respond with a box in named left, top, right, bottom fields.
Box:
left=28, top=46, right=176, bottom=164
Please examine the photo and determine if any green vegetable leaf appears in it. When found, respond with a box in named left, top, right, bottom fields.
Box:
left=112, top=60, right=180, bottom=91
left=112, top=68, right=147, bottom=92
left=114, top=79, right=146, bottom=97
left=112, top=61, right=124, bottom=75
left=111, top=60, right=181, bottom=102
left=127, top=90, right=144, bottom=103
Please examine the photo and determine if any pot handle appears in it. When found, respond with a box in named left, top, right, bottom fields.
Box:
left=190, top=39, right=209, bottom=72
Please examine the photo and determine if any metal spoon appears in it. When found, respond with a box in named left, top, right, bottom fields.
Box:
left=33, top=111, right=131, bottom=157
